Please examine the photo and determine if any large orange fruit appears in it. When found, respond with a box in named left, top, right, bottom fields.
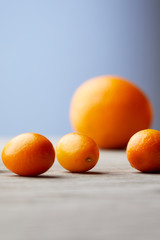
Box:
left=70, top=75, right=153, bottom=149
left=2, top=133, right=55, bottom=176
left=127, top=129, right=160, bottom=172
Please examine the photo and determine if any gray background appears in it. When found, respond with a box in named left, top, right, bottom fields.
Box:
left=0, top=0, right=159, bottom=136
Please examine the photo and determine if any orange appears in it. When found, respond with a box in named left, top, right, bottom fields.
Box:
left=126, top=129, right=160, bottom=172
left=70, top=75, right=153, bottom=149
left=56, top=133, right=99, bottom=172
left=2, top=133, right=55, bottom=176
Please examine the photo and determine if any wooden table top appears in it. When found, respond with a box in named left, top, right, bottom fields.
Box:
left=0, top=137, right=160, bottom=240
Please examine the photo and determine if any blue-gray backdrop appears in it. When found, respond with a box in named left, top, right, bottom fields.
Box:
left=0, top=0, right=159, bottom=136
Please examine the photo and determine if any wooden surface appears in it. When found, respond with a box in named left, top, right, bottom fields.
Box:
left=0, top=137, right=160, bottom=240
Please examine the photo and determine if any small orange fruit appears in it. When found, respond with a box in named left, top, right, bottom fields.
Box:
left=2, top=133, right=55, bottom=176
left=126, top=129, right=160, bottom=172
left=70, top=75, right=153, bottom=149
left=56, top=133, right=99, bottom=172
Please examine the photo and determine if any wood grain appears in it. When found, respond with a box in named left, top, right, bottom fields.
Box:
left=0, top=137, right=159, bottom=240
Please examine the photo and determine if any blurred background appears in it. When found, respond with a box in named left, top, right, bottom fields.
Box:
left=0, top=0, right=159, bottom=136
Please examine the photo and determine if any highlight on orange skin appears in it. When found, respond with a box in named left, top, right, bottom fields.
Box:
left=2, top=133, right=55, bottom=176
left=56, top=132, right=99, bottom=173
left=126, top=129, right=160, bottom=173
